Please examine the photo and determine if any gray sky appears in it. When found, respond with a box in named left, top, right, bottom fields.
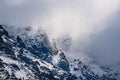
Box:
left=0, top=0, right=120, bottom=70
left=0, top=0, right=120, bottom=39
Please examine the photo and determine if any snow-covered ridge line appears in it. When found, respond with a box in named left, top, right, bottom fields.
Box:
left=0, top=25, right=118, bottom=80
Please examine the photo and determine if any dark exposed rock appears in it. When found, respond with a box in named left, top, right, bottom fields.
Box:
left=57, top=51, right=70, bottom=71
left=0, top=25, right=118, bottom=80
left=0, top=25, right=9, bottom=37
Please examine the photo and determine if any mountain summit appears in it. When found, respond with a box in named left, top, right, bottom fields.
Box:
left=0, top=25, right=118, bottom=80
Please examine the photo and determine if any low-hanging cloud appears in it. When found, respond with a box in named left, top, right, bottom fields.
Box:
left=86, top=9, right=120, bottom=68
left=0, top=0, right=120, bottom=40
left=0, top=0, right=120, bottom=69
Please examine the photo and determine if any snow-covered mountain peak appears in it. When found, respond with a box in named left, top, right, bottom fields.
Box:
left=0, top=25, right=118, bottom=80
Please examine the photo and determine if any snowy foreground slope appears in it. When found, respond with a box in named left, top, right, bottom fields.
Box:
left=0, top=25, right=118, bottom=80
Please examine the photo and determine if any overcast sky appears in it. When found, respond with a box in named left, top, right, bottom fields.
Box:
left=0, top=0, right=120, bottom=72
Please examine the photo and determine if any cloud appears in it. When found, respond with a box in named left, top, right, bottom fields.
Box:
left=32, top=0, right=120, bottom=40
left=0, top=0, right=120, bottom=40
left=0, top=0, right=120, bottom=67
left=86, top=9, right=120, bottom=66
left=4, top=0, right=27, bottom=6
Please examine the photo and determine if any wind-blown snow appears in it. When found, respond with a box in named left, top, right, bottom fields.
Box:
left=52, top=51, right=61, bottom=65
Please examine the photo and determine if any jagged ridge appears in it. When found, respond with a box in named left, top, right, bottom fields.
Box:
left=0, top=25, right=118, bottom=80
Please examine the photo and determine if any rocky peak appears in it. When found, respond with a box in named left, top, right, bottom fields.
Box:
left=0, top=25, right=118, bottom=80
left=0, top=25, right=9, bottom=37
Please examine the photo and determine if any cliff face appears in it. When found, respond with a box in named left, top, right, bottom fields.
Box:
left=0, top=25, right=118, bottom=80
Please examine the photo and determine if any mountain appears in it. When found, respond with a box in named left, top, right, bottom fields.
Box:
left=0, top=25, right=118, bottom=80
left=57, top=35, right=72, bottom=52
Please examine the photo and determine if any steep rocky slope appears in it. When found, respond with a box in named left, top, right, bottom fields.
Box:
left=0, top=25, right=118, bottom=80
